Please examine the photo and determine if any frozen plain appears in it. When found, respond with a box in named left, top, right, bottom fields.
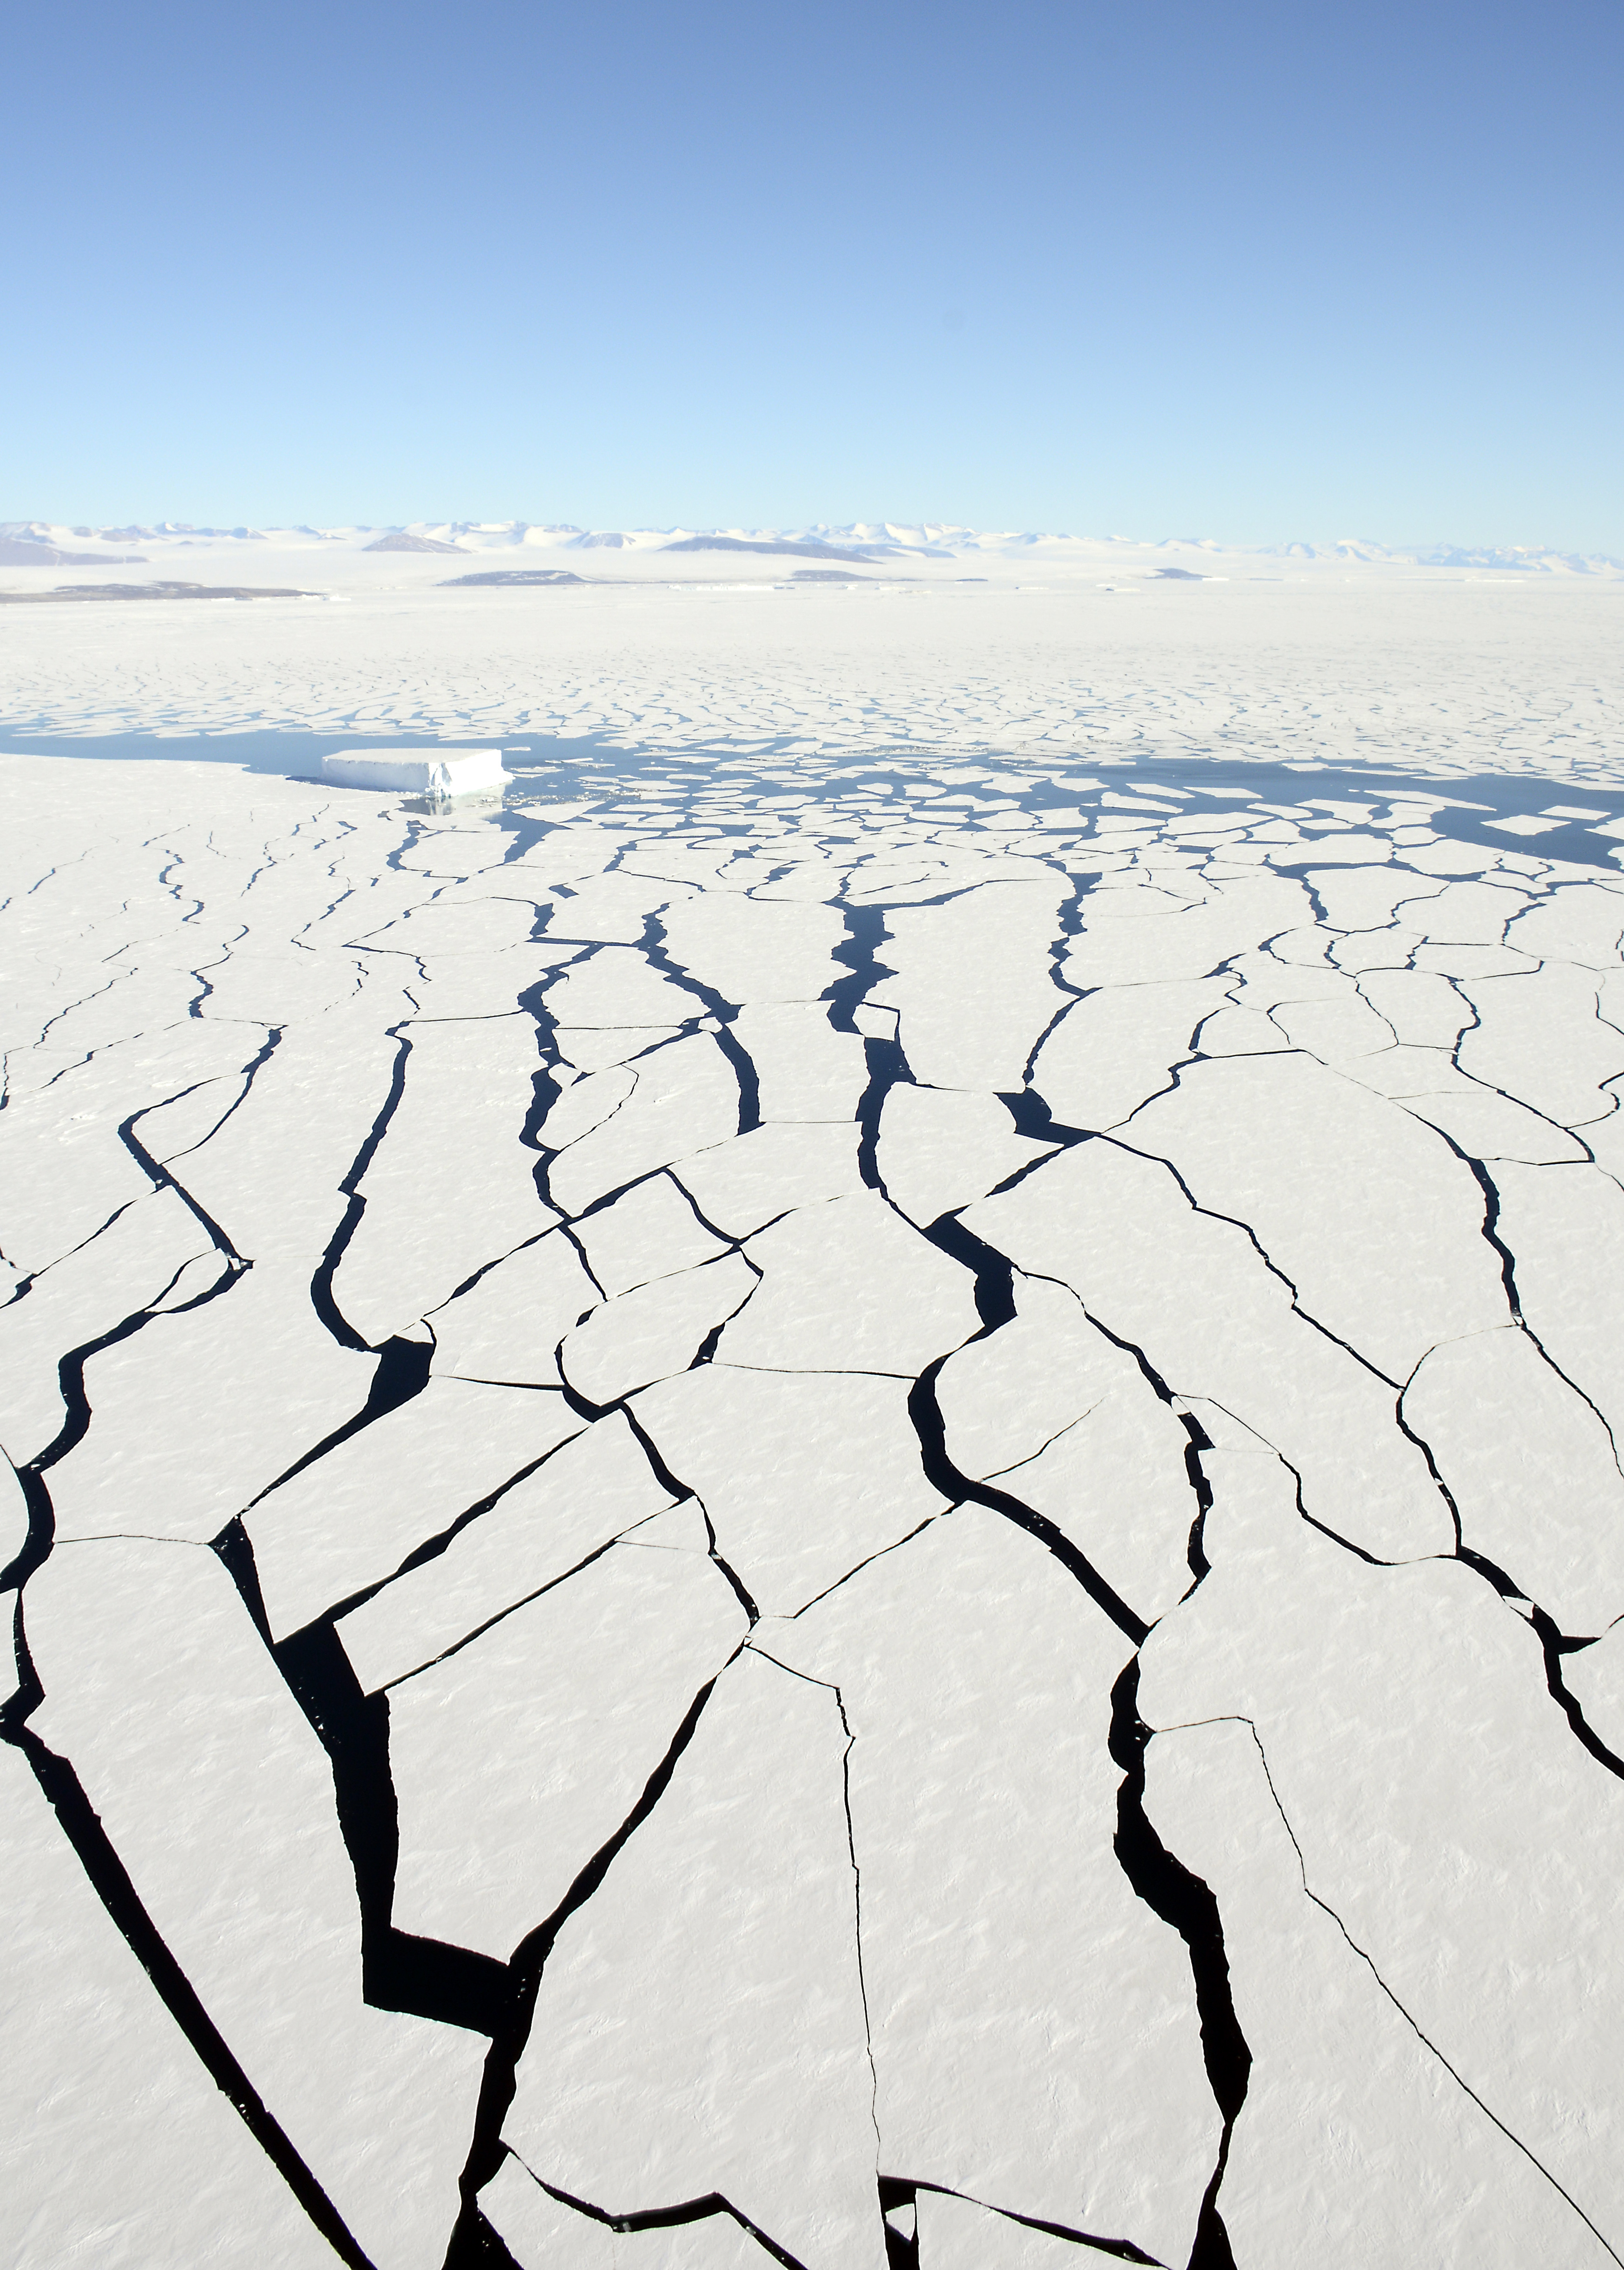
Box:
left=5, top=540, right=1624, bottom=2270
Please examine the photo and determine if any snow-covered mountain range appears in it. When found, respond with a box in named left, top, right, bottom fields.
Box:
left=2, top=520, right=1619, bottom=577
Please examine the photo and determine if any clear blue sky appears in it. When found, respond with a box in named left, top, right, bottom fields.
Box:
left=6, top=0, right=1620, bottom=550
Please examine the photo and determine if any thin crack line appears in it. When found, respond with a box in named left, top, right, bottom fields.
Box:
left=1169, top=1711, right=1624, bottom=2268
left=742, top=1650, right=884, bottom=2161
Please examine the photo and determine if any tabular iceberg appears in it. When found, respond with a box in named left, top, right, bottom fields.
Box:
left=320, top=746, right=510, bottom=795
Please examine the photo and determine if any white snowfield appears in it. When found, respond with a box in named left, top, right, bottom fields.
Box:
left=3, top=570, right=1624, bottom=2270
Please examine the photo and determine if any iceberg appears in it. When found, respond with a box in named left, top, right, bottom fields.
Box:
left=320, top=746, right=510, bottom=795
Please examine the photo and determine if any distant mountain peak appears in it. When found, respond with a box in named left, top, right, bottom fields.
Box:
left=362, top=531, right=466, bottom=554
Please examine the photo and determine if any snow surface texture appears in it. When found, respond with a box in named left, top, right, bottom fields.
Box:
left=7, top=682, right=1624, bottom=2270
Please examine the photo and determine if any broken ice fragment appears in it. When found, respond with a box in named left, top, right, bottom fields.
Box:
left=503, top=1648, right=883, bottom=2270
left=561, top=1252, right=758, bottom=1404
left=387, top=1542, right=746, bottom=1958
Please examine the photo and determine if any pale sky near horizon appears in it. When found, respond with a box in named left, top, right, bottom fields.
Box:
left=7, top=0, right=1621, bottom=553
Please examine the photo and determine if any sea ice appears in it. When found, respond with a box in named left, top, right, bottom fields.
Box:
left=6, top=571, right=1624, bottom=2264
